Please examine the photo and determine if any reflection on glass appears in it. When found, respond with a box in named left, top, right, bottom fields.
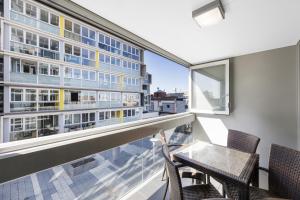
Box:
left=0, top=127, right=193, bottom=200
left=192, top=63, right=228, bottom=113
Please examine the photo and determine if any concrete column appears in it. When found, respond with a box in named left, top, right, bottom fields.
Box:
left=3, top=0, right=9, bottom=19
left=3, top=86, right=9, bottom=114
left=58, top=113, right=65, bottom=133
left=3, top=55, right=9, bottom=82
left=3, top=117, right=10, bottom=143
left=3, top=23, right=10, bottom=51
left=59, top=64, right=64, bottom=86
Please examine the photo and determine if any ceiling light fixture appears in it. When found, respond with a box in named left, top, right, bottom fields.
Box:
left=192, top=0, right=225, bottom=27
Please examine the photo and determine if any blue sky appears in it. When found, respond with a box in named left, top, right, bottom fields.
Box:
left=144, top=51, right=189, bottom=93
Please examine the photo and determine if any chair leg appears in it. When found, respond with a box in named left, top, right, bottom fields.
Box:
left=163, top=177, right=169, bottom=200
left=161, top=163, right=167, bottom=181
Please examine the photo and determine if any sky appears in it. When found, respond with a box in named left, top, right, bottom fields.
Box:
left=144, top=51, right=189, bottom=94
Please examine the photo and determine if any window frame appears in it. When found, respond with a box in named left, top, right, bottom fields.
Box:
left=189, top=59, right=230, bottom=115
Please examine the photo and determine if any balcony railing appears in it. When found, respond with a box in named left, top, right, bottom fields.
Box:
left=10, top=72, right=37, bottom=84
left=82, top=58, right=96, bottom=67
left=39, top=48, right=60, bottom=60
left=10, top=11, right=60, bottom=35
left=10, top=41, right=38, bottom=56
left=0, top=113, right=194, bottom=200
left=64, top=54, right=81, bottom=65
left=64, top=30, right=81, bottom=42
left=38, top=75, right=60, bottom=85
left=64, top=101, right=98, bottom=110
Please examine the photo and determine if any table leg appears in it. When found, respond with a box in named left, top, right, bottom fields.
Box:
left=239, top=185, right=249, bottom=200
left=252, top=158, right=259, bottom=187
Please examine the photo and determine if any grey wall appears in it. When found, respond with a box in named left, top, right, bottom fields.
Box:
left=193, top=45, right=298, bottom=167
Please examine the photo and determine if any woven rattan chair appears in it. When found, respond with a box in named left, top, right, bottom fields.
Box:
left=159, top=130, right=207, bottom=200
left=159, top=130, right=206, bottom=181
left=225, top=144, right=300, bottom=200
left=162, top=144, right=224, bottom=200
left=227, top=129, right=260, bottom=154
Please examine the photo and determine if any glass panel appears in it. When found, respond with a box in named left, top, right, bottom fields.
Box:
left=25, top=3, right=36, bottom=18
left=40, top=9, right=48, bottom=23
left=11, top=0, right=24, bottom=13
left=39, top=36, right=49, bottom=49
left=50, top=14, right=59, bottom=26
left=191, top=61, right=229, bottom=114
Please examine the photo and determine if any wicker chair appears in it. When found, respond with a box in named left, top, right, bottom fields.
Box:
left=159, top=130, right=206, bottom=182
left=225, top=144, right=300, bottom=200
left=227, top=129, right=260, bottom=154
left=162, top=144, right=225, bottom=200
left=159, top=130, right=207, bottom=200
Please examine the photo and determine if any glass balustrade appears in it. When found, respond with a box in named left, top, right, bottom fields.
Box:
left=10, top=72, right=37, bottom=84
left=64, top=30, right=81, bottom=42
left=0, top=127, right=192, bottom=200
left=10, top=11, right=60, bottom=35
left=39, top=48, right=60, bottom=60
left=10, top=41, right=38, bottom=56
left=64, top=78, right=82, bottom=87
left=82, top=58, right=96, bottom=67
left=38, top=75, right=60, bottom=86
left=64, top=54, right=81, bottom=65
left=81, top=80, right=98, bottom=88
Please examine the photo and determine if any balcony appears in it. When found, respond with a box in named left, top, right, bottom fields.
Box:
left=38, top=75, right=60, bottom=86
left=64, top=78, right=82, bottom=87
left=64, top=30, right=81, bottom=42
left=0, top=113, right=193, bottom=200
left=64, top=101, right=98, bottom=110
left=2, top=1, right=300, bottom=200
left=64, top=54, right=81, bottom=65
left=10, top=11, right=60, bottom=35
left=123, top=85, right=141, bottom=92
left=82, top=58, right=96, bottom=67
left=39, top=48, right=60, bottom=60
left=10, top=72, right=37, bottom=84
left=10, top=41, right=38, bottom=56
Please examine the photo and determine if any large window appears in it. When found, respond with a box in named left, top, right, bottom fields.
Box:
left=191, top=59, right=229, bottom=115
left=11, top=0, right=24, bottom=13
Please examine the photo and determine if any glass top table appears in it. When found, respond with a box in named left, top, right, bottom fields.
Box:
left=173, top=141, right=259, bottom=200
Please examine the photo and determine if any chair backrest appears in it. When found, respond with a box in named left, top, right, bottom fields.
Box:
left=162, top=144, right=183, bottom=200
left=159, top=130, right=167, bottom=145
left=268, top=144, right=300, bottom=199
left=227, top=129, right=260, bottom=154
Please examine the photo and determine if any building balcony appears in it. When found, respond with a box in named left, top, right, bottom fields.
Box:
left=0, top=113, right=193, bottom=200
left=10, top=72, right=37, bottom=84
left=39, top=48, right=60, bottom=60
left=64, top=54, right=81, bottom=65
left=38, top=75, right=60, bottom=86
left=82, top=58, right=96, bottom=67
left=110, top=101, right=123, bottom=108
left=64, top=102, right=98, bottom=110
left=123, top=85, right=141, bottom=92
left=10, top=11, right=60, bottom=35
left=10, top=41, right=38, bottom=56
left=82, top=37, right=96, bottom=46
left=10, top=102, right=59, bottom=113
left=64, top=78, right=82, bottom=87
left=99, top=63, right=111, bottom=72
left=81, top=79, right=98, bottom=88
left=64, top=30, right=81, bottom=42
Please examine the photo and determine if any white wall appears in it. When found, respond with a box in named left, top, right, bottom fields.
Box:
left=192, top=45, right=298, bottom=168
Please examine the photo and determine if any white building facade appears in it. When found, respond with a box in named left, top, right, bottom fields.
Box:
left=0, top=0, right=148, bottom=142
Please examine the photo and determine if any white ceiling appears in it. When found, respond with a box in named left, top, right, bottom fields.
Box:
left=72, top=0, right=300, bottom=65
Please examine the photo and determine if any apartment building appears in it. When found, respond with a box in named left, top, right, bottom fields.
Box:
left=0, top=0, right=149, bottom=142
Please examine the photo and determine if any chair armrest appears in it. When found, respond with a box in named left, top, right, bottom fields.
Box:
left=259, top=166, right=269, bottom=173
left=168, top=144, right=184, bottom=147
